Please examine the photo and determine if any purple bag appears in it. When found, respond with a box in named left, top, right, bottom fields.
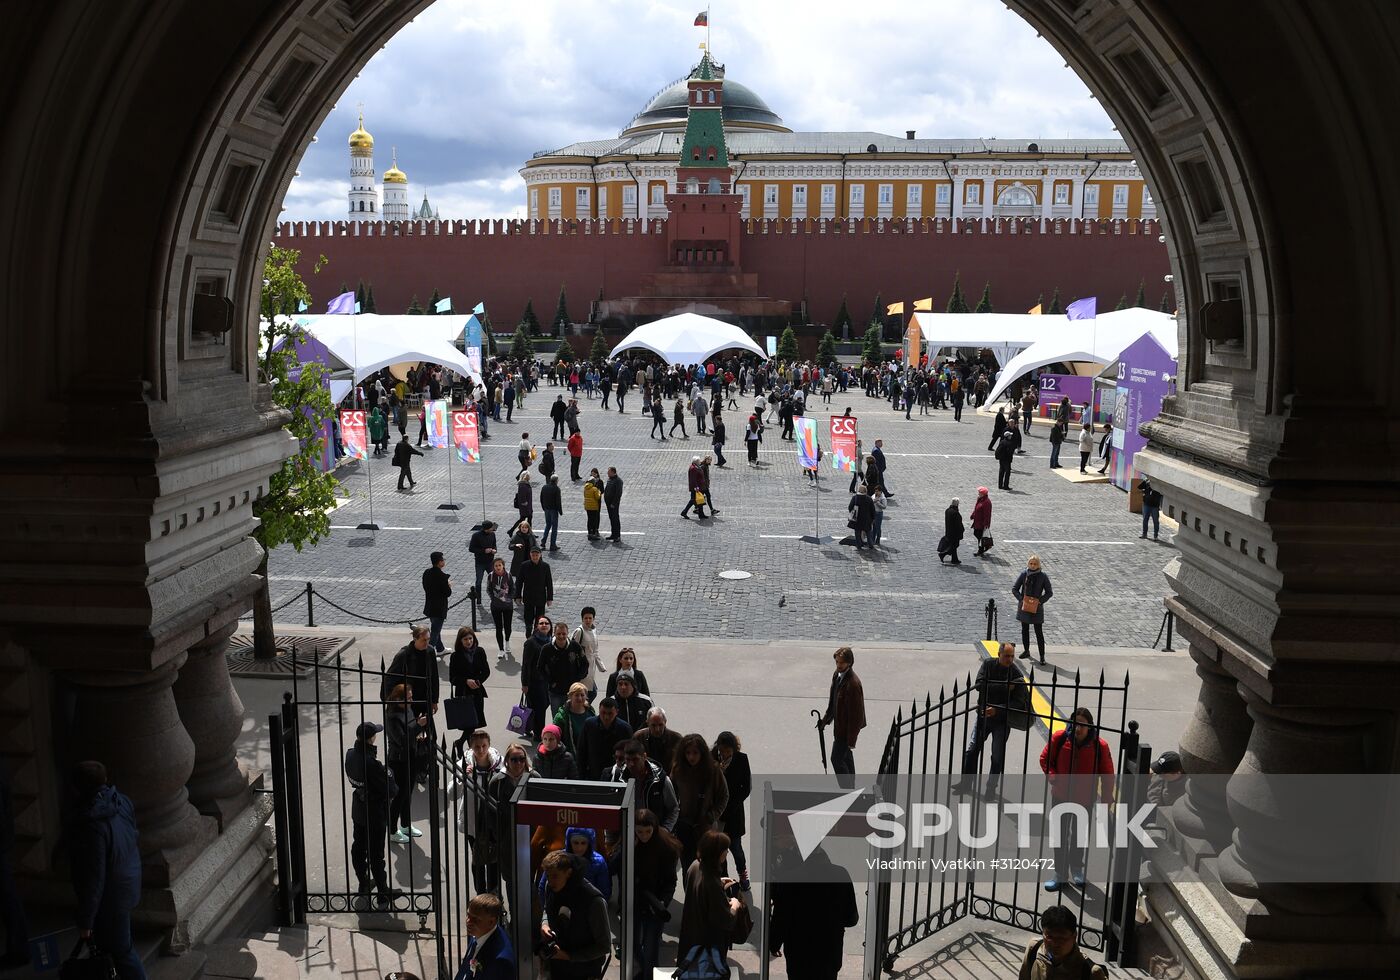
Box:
left=506, top=697, right=533, bottom=737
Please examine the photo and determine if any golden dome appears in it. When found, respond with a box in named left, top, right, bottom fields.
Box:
left=349, top=110, right=374, bottom=151
left=383, top=148, right=407, bottom=184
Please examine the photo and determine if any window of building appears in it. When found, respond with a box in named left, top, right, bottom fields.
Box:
left=998, top=184, right=1034, bottom=207
left=1084, top=184, right=1100, bottom=206
left=739, top=185, right=751, bottom=211
left=1054, top=183, right=1069, bottom=204
left=793, top=184, right=808, bottom=208
left=576, top=187, right=590, bottom=208
left=907, top=184, right=922, bottom=207
left=622, top=185, right=637, bottom=206
left=878, top=184, right=893, bottom=205
left=764, top=184, right=778, bottom=207
left=707, top=90, right=715, bottom=103
left=1142, top=184, right=1153, bottom=205
left=936, top=184, right=951, bottom=204
left=850, top=184, right=865, bottom=205
left=708, top=177, right=721, bottom=193
left=706, top=146, right=716, bottom=161
left=687, top=178, right=699, bottom=194
left=369, top=201, right=374, bottom=212
left=548, top=187, right=561, bottom=208
left=650, top=184, right=664, bottom=205
left=692, top=148, right=701, bottom=161
left=821, top=184, right=836, bottom=206
left=966, top=183, right=980, bottom=205
left=1113, top=184, right=1129, bottom=206
left=598, top=187, right=608, bottom=213
left=530, top=189, right=539, bottom=216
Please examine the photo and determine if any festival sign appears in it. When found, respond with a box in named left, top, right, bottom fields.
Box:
left=452, top=408, right=480, bottom=463
left=1036, top=373, right=1094, bottom=418
left=426, top=398, right=449, bottom=449
left=339, top=409, right=368, bottom=460
left=795, top=416, right=820, bottom=470
left=829, top=415, right=858, bottom=472
left=1108, top=333, right=1176, bottom=490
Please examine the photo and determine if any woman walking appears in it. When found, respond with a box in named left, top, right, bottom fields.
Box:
left=713, top=732, right=752, bottom=891
left=509, top=472, right=533, bottom=536
left=606, top=647, right=652, bottom=698
left=551, top=682, right=595, bottom=762
left=1013, top=554, right=1054, bottom=663
left=448, top=627, right=490, bottom=754
left=507, top=520, right=537, bottom=579
left=678, top=830, right=743, bottom=978
left=848, top=483, right=875, bottom=550
left=486, top=557, right=516, bottom=661
left=385, top=682, right=429, bottom=843
left=1078, top=421, right=1095, bottom=473
left=619, top=809, right=681, bottom=979
left=745, top=415, right=762, bottom=465
left=870, top=486, right=888, bottom=549
left=971, top=487, right=993, bottom=556
left=939, top=497, right=965, bottom=565
left=670, top=733, right=729, bottom=870
left=671, top=397, right=688, bottom=439
left=517, top=433, right=534, bottom=475
left=650, top=397, right=668, bottom=441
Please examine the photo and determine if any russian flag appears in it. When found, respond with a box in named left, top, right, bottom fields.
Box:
left=694, top=10, right=707, bottom=26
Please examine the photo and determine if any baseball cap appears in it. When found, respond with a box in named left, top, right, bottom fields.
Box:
left=1151, top=751, right=1182, bottom=774
left=355, top=721, right=383, bottom=741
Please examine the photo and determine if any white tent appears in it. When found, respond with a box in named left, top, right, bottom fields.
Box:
left=292, top=314, right=482, bottom=385
left=610, top=313, right=766, bottom=365
left=985, top=308, right=1177, bottom=403
left=910, top=312, right=1058, bottom=371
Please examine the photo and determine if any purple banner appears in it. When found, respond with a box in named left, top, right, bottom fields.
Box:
left=1036, top=373, right=1093, bottom=419
left=1109, top=333, right=1176, bottom=490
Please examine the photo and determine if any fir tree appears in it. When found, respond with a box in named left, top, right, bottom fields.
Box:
left=833, top=294, right=853, bottom=336
left=589, top=325, right=610, bottom=363
left=519, top=299, right=541, bottom=336
left=975, top=282, right=994, bottom=313
left=428, top=288, right=442, bottom=314
left=407, top=295, right=424, bottom=315
left=946, top=273, right=970, bottom=314
left=510, top=324, right=534, bottom=361
left=1159, top=290, right=1173, bottom=313
left=340, top=281, right=350, bottom=296
left=776, top=325, right=800, bottom=363
left=480, top=310, right=498, bottom=355
left=355, top=279, right=366, bottom=311
left=817, top=330, right=838, bottom=365
left=1134, top=279, right=1148, bottom=308
left=365, top=284, right=377, bottom=314
left=1048, top=287, right=1063, bottom=315
left=1033, top=292, right=1044, bottom=312
left=554, top=344, right=575, bottom=365
left=1114, top=294, right=1128, bottom=311
left=869, top=291, right=885, bottom=327
left=552, top=284, right=571, bottom=335
left=862, top=323, right=884, bottom=363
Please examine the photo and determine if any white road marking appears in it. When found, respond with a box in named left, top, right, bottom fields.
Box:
left=1003, top=540, right=1142, bottom=545
left=329, top=525, right=424, bottom=531
left=759, top=534, right=802, bottom=539
left=556, top=529, right=645, bottom=536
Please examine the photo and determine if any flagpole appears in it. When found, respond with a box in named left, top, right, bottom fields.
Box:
left=353, top=314, right=379, bottom=531
left=438, top=314, right=462, bottom=510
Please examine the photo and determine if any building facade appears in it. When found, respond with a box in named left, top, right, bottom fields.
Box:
left=522, top=62, right=1155, bottom=224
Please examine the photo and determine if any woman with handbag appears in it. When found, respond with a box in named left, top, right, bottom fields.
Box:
left=971, top=487, right=993, bottom=556
left=670, top=734, right=729, bottom=870
left=712, top=732, right=752, bottom=891
left=847, top=483, right=875, bottom=550
left=509, top=472, right=533, bottom=536
left=448, top=627, right=490, bottom=755
left=486, top=558, right=516, bottom=661
left=1013, top=554, right=1054, bottom=664
left=677, top=830, right=744, bottom=980
left=938, top=497, right=965, bottom=565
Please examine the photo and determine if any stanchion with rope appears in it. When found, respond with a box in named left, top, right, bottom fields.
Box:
left=1152, top=609, right=1175, bottom=652
left=984, top=598, right=998, bottom=641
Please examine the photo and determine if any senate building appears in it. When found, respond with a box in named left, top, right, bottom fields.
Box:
left=521, top=59, right=1156, bottom=224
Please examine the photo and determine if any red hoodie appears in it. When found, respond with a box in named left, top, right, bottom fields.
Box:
left=1040, top=728, right=1115, bottom=807
left=567, top=432, right=583, bottom=458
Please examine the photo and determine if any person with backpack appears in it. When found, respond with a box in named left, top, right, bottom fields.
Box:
left=1018, top=905, right=1108, bottom=979
left=1039, top=707, right=1115, bottom=894
left=1140, top=476, right=1164, bottom=539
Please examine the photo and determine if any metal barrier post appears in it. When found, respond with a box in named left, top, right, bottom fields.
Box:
left=1164, top=610, right=1175, bottom=652
left=984, top=598, right=997, bottom=641
left=305, top=581, right=315, bottom=628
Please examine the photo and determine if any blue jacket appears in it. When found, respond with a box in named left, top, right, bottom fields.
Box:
left=453, top=925, right=516, bottom=980
left=68, top=785, right=143, bottom=929
left=538, top=826, right=612, bottom=904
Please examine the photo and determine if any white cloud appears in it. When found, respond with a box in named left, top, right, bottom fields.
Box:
left=282, top=0, right=1114, bottom=221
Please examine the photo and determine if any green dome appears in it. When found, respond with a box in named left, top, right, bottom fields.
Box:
left=622, top=69, right=788, bottom=135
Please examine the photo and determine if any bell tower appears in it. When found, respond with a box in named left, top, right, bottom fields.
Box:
left=665, top=53, right=743, bottom=267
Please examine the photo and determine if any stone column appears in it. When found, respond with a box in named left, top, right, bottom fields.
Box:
left=951, top=176, right=965, bottom=219
left=1040, top=175, right=1055, bottom=220
left=68, top=657, right=214, bottom=885
left=173, top=623, right=252, bottom=827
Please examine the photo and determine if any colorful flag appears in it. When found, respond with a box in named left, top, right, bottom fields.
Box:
left=354, top=301, right=362, bottom=313
left=795, top=417, right=820, bottom=470
left=326, top=291, right=356, bottom=315
left=912, top=297, right=934, bottom=312
left=886, top=301, right=905, bottom=316
left=1066, top=297, right=1097, bottom=320
left=472, top=301, right=485, bottom=314
left=452, top=408, right=480, bottom=463
left=434, top=296, right=452, bottom=313
left=694, top=10, right=708, bottom=26
left=829, top=415, right=858, bottom=473
left=426, top=399, right=450, bottom=449
left=339, top=409, right=368, bottom=460
left=1027, top=303, right=1043, bottom=315
left=296, top=299, right=308, bottom=312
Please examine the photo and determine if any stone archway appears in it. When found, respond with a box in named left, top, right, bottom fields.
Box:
left=3, top=2, right=1398, bottom=971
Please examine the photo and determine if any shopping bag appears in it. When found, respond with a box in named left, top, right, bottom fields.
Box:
left=444, top=696, right=480, bottom=732
left=506, top=697, right=533, bottom=737
left=61, top=941, right=116, bottom=980
left=693, top=491, right=707, bottom=507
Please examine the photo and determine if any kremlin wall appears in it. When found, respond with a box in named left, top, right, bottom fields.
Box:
left=272, top=214, right=1169, bottom=342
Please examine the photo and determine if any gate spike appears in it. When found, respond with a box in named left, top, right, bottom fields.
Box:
left=1123, top=668, right=1131, bottom=686
left=1073, top=668, right=1081, bottom=684
left=1098, top=667, right=1105, bottom=685
left=356, top=653, right=363, bottom=669
left=924, top=693, right=933, bottom=710
left=937, top=685, right=945, bottom=701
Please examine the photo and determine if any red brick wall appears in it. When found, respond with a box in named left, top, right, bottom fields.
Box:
left=274, top=217, right=1170, bottom=329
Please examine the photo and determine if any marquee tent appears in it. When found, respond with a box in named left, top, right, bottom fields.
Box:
left=610, top=313, right=766, bottom=365
left=985, top=308, right=1177, bottom=403
left=909, top=312, right=1057, bottom=371
left=289, top=314, right=481, bottom=385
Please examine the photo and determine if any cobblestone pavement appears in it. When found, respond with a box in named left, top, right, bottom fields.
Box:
left=264, top=386, right=1175, bottom=646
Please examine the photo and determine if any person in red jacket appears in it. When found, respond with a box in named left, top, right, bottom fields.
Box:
left=566, top=430, right=584, bottom=482
left=1039, top=707, right=1115, bottom=892
left=971, top=487, right=993, bottom=556
left=681, top=457, right=709, bottom=519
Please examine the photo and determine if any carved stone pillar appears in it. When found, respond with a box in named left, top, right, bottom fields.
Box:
left=173, top=623, right=252, bottom=825
left=68, top=658, right=215, bottom=886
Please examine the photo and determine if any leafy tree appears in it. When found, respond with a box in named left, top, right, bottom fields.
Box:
left=833, top=293, right=853, bottom=336
left=975, top=282, right=994, bottom=313
left=407, top=295, right=424, bottom=315
left=253, top=246, right=338, bottom=660
left=552, top=284, right=572, bottom=335
left=869, top=291, right=885, bottom=327
left=1134, top=279, right=1148, bottom=308
left=1114, top=294, right=1128, bottom=311
left=1159, top=290, right=1173, bottom=313
left=861, top=323, right=884, bottom=363
left=589, top=325, right=610, bottom=363
left=520, top=298, right=542, bottom=336
left=429, top=288, right=442, bottom=314
left=1048, top=286, right=1063, bottom=315
left=364, top=283, right=377, bottom=314
left=776, top=325, right=800, bottom=363
left=946, top=272, right=970, bottom=313
left=817, top=329, right=838, bottom=365
left=510, top=324, right=535, bottom=361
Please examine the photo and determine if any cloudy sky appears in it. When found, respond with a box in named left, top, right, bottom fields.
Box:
left=281, top=0, right=1117, bottom=221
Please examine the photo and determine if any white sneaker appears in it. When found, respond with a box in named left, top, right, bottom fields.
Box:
left=390, top=830, right=410, bottom=844
left=405, top=825, right=424, bottom=838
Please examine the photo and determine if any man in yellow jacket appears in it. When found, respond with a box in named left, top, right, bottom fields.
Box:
left=582, top=470, right=603, bottom=540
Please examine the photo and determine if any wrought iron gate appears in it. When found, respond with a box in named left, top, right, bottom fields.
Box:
left=867, top=656, right=1151, bottom=975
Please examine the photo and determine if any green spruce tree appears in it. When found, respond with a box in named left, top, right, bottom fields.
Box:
left=833, top=294, right=853, bottom=336
left=510, top=324, right=535, bottom=361
left=1048, top=286, right=1063, bottom=315
left=946, top=272, right=970, bottom=313
left=364, top=283, right=377, bottom=314
left=1033, top=292, right=1044, bottom=312
left=355, top=279, right=366, bottom=311
left=776, top=325, right=800, bottom=363
left=407, top=295, right=424, bottom=315
left=520, top=298, right=541, bottom=336
left=862, top=323, right=883, bottom=363
left=975, top=282, right=994, bottom=313
left=552, top=284, right=571, bottom=335
left=480, top=310, right=498, bottom=355
left=1134, top=279, right=1148, bottom=308
left=1114, top=294, right=1128, bottom=311
left=817, top=329, right=838, bottom=365
left=869, top=292, right=885, bottom=327
left=428, top=288, right=442, bottom=314
left=589, top=325, right=610, bottom=363
left=1159, top=290, right=1173, bottom=313
left=554, top=344, right=575, bottom=365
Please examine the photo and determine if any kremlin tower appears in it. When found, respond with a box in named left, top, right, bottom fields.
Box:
left=381, top=148, right=410, bottom=221
left=347, top=111, right=378, bottom=218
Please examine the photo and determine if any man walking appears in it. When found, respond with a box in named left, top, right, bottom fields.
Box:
left=565, top=397, right=581, bottom=436
left=871, top=438, right=893, bottom=497
left=819, top=647, right=866, bottom=787
left=515, top=545, right=554, bottom=628
left=1019, top=907, right=1108, bottom=979
left=392, top=435, right=423, bottom=490
left=996, top=430, right=1016, bottom=491
left=566, top=429, right=583, bottom=481
left=68, top=761, right=146, bottom=979
left=540, top=475, right=563, bottom=552
left=955, top=642, right=1019, bottom=796
left=345, top=724, right=400, bottom=910
left=469, top=521, right=497, bottom=604
left=711, top=414, right=727, bottom=467
left=422, top=551, right=452, bottom=653
left=550, top=394, right=567, bottom=440
left=603, top=467, right=624, bottom=542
